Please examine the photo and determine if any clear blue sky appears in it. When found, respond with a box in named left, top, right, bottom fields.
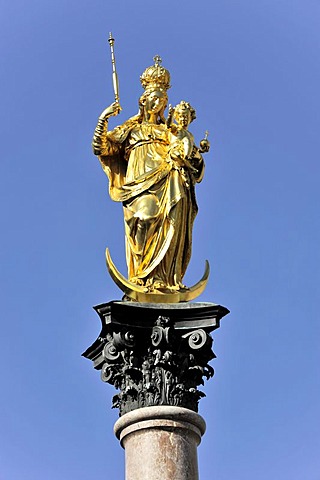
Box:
left=1, top=1, right=319, bottom=478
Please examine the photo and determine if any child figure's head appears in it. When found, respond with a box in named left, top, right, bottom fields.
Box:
left=174, top=101, right=196, bottom=128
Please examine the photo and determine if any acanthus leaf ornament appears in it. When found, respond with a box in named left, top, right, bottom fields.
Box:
left=83, top=302, right=229, bottom=416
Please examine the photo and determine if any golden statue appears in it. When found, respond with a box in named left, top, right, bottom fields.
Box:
left=92, top=49, right=210, bottom=303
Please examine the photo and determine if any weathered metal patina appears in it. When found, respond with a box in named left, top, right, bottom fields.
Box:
left=83, top=301, right=229, bottom=416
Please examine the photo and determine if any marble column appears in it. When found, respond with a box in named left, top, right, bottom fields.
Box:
left=114, top=406, right=206, bottom=480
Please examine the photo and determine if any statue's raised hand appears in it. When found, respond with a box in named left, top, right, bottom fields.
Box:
left=99, top=102, right=121, bottom=120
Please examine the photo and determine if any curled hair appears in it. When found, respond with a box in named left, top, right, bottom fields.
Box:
left=174, top=101, right=196, bottom=123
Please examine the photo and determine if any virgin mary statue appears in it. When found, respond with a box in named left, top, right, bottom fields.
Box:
left=92, top=57, right=207, bottom=299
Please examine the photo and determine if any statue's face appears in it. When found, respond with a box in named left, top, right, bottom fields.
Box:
left=144, top=91, right=166, bottom=114
left=175, top=109, right=191, bottom=128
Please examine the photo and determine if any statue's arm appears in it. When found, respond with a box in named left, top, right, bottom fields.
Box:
left=191, top=132, right=211, bottom=182
left=168, top=130, right=205, bottom=182
left=92, top=102, right=121, bottom=157
left=190, top=147, right=205, bottom=183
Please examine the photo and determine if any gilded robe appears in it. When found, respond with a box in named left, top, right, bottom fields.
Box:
left=92, top=117, right=204, bottom=290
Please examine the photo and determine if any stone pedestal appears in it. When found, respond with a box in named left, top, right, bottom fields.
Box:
left=114, top=406, right=206, bottom=480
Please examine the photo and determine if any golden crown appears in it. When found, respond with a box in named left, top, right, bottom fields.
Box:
left=140, top=55, right=171, bottom=92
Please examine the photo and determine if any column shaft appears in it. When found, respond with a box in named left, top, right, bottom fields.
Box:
left=114, top=406, right=206, bottom=480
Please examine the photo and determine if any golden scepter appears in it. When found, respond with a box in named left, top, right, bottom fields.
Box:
left=108, top=32, right=121, bottom=110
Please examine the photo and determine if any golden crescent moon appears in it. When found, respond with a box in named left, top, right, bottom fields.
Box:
left=105, top=247, right=210, bottom=303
